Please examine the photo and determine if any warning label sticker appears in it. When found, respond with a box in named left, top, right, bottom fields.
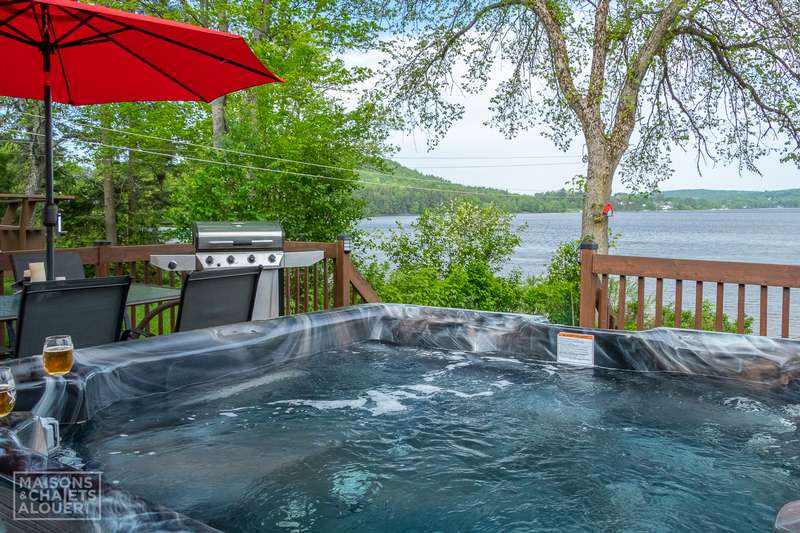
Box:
left=556, top=332, right=595, bottom=366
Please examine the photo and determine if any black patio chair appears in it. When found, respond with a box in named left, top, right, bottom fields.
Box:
left=174, top=267, right=261, bottom=332
left=14, top=276, right=131, bottom=358
left=10, top=251, right=86, bottom=283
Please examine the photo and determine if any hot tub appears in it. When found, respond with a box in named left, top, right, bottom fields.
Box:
left=2, top=304, right=800, bottom=532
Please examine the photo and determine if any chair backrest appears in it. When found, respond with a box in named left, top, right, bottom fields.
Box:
left=15, top=276, right=131, bottom=358
left=10, top=251, right=86, bottom=282
left=175, top=267, right=261, bottom=333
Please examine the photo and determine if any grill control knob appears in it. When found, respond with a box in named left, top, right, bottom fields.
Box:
left=247, top=254, right=256, bottom=263
left=268, top=254, right=277, bottom=263
left=205, top=255, right=214, bottom=265
left=226, top=255, right=236, bottom=264
left=167, top=261, right=178, bottom=270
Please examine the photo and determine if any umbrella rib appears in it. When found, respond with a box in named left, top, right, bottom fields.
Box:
left=0, top=3, right=36, bottom=46
left=54, top=45, right=74, bottom=104
left=59, top=7, right=208, bottom=101
left=52, top=11, right=96, bottom=45
left=0, top=27, right=35, bottom=45
left=58, top=27, right=130, bottom=48
left=88, top=11, right=277, bottom=80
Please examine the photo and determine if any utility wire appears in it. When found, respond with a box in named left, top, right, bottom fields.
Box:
left=394, top=155, right=581, bottom=160
left=10, top=130, right=569, bottom=198
left=18, top=111, right=584, bottom=184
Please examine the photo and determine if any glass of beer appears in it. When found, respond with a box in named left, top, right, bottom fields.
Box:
left=42, top=335, right=74, bottom=377
left=0, top=367, right=16, bottom=417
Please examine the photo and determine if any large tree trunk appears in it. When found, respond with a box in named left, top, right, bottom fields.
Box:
left=25, top=101, right=45, bottom=194
left=581, top=149, right=616, bottom=254
left=211, top=95, right=228, bottom=149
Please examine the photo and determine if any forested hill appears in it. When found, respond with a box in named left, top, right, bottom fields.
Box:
left=357, top=162, right=800, bottom=215
left=356, top=162, right=582, bottom=214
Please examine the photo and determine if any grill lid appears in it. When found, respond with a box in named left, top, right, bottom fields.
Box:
left=193, top=221, right=284, bottom=251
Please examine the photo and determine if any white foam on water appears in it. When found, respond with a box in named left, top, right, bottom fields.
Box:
left=271, top=398, right=368, bottom=411
left=219, top=412, right=238, bottom=418
left=723, top=396, right=766, bottom=413
left=746, top=432, right=780, bottom=451
left=483, top=356, right=523, bottom=364
left=366, top=391, right=407, bottom=416
left=404, top=384, right=442, bottom=395
left=445, top=390, right=494, bottom=398
left=784, top=404, right=800, bottom=417
left=491, top=380, right=513, bottom=389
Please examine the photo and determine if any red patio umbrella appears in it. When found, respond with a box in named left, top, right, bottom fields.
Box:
left=0, top=0, right=282, bottom=279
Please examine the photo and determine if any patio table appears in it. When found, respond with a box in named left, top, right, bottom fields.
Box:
left=0, top=284, right=181, bottom=322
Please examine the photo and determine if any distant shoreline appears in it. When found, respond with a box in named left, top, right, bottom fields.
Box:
left=365, top=206, right=800, bottom=218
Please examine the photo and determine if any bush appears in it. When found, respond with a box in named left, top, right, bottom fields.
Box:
left=364, top=199, right=527, bottom=313
left=361, top=201, right=754, bottom=333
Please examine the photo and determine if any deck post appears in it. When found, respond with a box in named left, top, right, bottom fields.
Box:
left=333, top=238, right=349, bottom=308
left=579, top=240, right=599, bottom=328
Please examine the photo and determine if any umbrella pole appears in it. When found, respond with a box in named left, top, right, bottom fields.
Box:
left=42, top=32, right=56, bottom=281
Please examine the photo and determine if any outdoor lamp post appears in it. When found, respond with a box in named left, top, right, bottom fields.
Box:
left=337, top=235, right=352, bottom=254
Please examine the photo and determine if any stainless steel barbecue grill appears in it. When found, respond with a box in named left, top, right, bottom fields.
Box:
left=151, top=221, right=323, bottom=320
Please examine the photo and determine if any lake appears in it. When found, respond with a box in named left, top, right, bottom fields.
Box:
left=360, top=208, right=800, bottom=337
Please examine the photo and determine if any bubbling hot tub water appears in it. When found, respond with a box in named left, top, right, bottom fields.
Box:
left=60, top=340, right=800, bottom=532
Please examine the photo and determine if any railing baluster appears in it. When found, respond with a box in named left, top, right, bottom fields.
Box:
left=143, top=304, right=151, bottom=334
left=294, top=268, right=300, bottom=314
left=313, top=263, right=319, bottom=311
left=782, top=287, right=791, bottom=338
left=674, top=279, right=683, bottom=328
left=129, top=304, right=136, bottom=332
left=695, top=281, right=703, bottom=330
left=715, top=283, right=724, bottom=331
left=737, top=284, right=746, bottom=334
left=760, top=285, right=768, bottom=336
left=617, top=275, right=626, bottom=330
left=599, top=274, right=609, bottom=328
left=303, top=267, right=309, bottom=312
left=323, top=259, right=329, bottom=309
left=168, top=270, right=177, bottom=329
left=636, top=276, right=645, bottom=330
left=654, top=278, right=664, bottom=327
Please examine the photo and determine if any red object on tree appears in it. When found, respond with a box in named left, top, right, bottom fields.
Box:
left=0, top=0, right=282, bottom=278
left=602, top=202, right=614, bottom=217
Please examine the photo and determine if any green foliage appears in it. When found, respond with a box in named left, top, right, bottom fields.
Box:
left=379, top=199, right=522, bottom=273
left=377, top=261, right=524, bottom=312
left=623, top=299, right=753, bottom=335
left=365, top=199, right=526, bottom=312
left=0, top=0, right=393, bottom=245
left=518, top=241, right=581, bottom=325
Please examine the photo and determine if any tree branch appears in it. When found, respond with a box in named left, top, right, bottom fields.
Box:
left=526, top=0, right=587, bottom=126
left=608, top=0, right=685, bottom=155
left=587, top=0, right=609, bottom=116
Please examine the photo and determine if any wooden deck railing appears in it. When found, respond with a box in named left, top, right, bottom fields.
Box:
left=579, top=241, right=800, bottom=337
left=0, top=239, right=379, bottom=348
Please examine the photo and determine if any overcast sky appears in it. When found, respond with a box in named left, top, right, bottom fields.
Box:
left=346, top=50, right=799, bottom=194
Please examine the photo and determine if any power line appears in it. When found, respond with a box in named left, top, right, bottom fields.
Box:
left=17, top=111, right=584, bottom=188
left=412, top=162, right=583, bottom=169
left=394, top=155, right=582, bottom=160
left=10, top=129, right=562, bottom=198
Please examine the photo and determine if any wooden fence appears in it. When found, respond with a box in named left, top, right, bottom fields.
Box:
left=579, top=241, right=800, bottom=337
left=0, top=239, right=379, bottom=348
